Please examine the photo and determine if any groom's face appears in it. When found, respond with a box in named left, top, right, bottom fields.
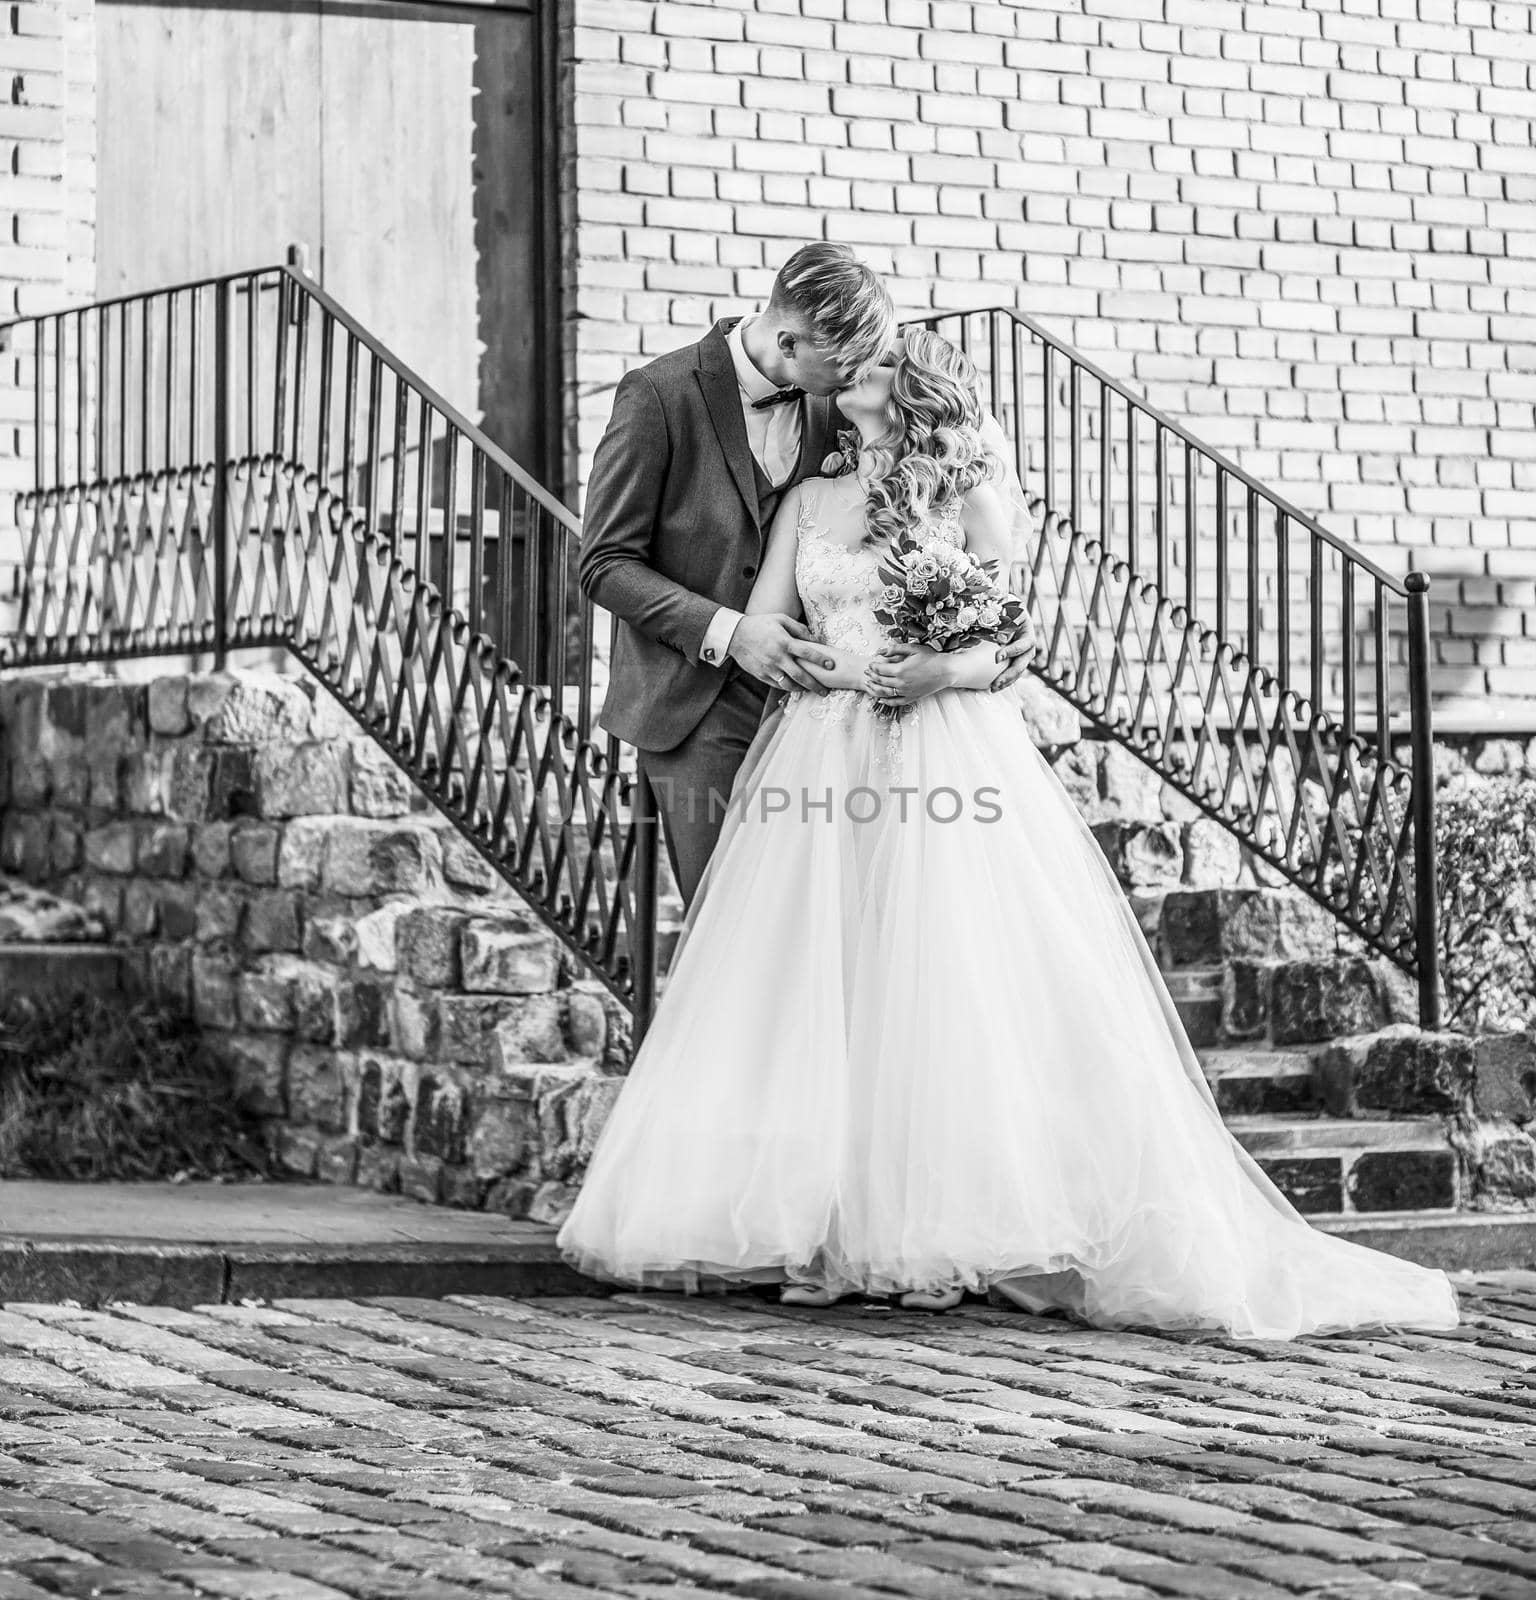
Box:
left=778, top=325, right=865, bottom=398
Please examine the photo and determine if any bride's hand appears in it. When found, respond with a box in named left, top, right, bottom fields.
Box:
left=863, top=642, right=955, bottom=707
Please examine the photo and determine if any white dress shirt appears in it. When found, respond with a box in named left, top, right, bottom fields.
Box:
left=698, top=314, right=803, bottom=669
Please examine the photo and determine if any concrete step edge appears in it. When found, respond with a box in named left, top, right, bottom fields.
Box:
left=1199, top=1050, right=1316, bottom=1078
left=1228, top=1114, right=1448, bottom=1148
left=1309, top=1210, right=1536, bottom=1273
left=0, top=943, right=128, bottom=995
left=0, top=941, right=125, bottom=957
left=0, top=1234, right=592, bottom=1310
left=5, top=1213, right=1534, bottom=1300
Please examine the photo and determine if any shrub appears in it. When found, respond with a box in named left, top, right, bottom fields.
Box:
left=1436, top=775, right=1536, bottom=1034
left=0, top=990, right=274, bottom=1181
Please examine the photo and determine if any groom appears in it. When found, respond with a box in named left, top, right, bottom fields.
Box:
left=579, top=242, right=1026, bottom=908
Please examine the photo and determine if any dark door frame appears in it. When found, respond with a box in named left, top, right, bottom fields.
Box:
left=528, top=0, right=564, bottom=503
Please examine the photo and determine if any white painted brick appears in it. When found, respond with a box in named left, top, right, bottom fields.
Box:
left=833, top=21, right=917, bottom=56
left=643, top=197, right=734, bottom=232
left=582, top=0, right=654, bottom=27
left=651, top=70, right=743, bottom=107
left=916, top=91, right=1002, bottom=128
left=744, top=12, right=833, bottom=47
left=761, top=174, right=807, bottom=207
left=743, top=77, right=829, bottom=113
left=887, top=57, right=932, bottom=90
left=562, top=0, right=1536, bottom=700
left=932, top=64, right=980, bottom=95
left=655, top=4, right=743, bottom=39
left=735, top=140, right=821, bottom=176
left=576, top=191, right=644, bottom=227
left=830, top=84, right=917, bottom=120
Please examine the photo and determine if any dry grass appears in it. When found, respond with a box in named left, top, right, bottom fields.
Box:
left=0, top=990, right=274, bottom=1181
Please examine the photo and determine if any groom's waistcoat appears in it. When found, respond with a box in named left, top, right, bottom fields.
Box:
left=752, top=454, right=792, bottom=541
left=578, top=317, right=844, bottom=754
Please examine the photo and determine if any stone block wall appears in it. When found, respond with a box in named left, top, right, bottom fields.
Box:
left=562, top=0, right=1536, bottom=709
left=0, top=670, right=631, bottom=1222
left=2, top=665, right=1532, bottom=1219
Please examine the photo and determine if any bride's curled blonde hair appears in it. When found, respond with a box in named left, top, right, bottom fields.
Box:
left=859, top=328, right=1004, bottom=549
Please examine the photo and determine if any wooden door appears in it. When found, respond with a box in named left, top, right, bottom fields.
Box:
left=94, top=0, right=559, bottom=492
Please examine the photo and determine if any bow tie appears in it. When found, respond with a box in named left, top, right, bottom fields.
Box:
left=751, top=386, right=804, bottom=411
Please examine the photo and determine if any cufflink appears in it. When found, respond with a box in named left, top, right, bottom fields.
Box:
left=702, top=646, right=716, bottom=662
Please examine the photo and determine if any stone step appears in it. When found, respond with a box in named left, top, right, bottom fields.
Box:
left=1256, top=1149, right=1458, bottom=1214
left=1225, top=1113, right=1449, bottom=1153
left=1225, top=1114, right=1458, bottom=1215
left=4, top=1179, right=1531, bottom=1307
left=1164, top=965, right=1223, bottom=1047
left=1310, top=1209, right=1536, bottom=1273
left=1314, top=1024, right=1476, bottom=1117
left=0, top=943, right=126, bottom=999
left=0, top=1180, right=588, bottom=1308
left=1226, top=954, right=1413, bottom=1047
left=1197, top=1047, right=1318, bottom=1114
left=1159, top=886, right=1340, bottom=968
left=1164, top=953, right=1416, bottom=1052
left=1147, top=882, right=1431, bottom=1058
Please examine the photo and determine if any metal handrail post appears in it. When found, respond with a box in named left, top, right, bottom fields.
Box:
left=212, top=278, right=231, bottom=669
left=1405, top=572, right=1441, bottom=1029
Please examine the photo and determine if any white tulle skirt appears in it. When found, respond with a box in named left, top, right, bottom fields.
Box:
left=556, top=682, right=1462, bottom=1340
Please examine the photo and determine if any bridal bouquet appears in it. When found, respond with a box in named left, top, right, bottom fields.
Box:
left=869, top=526, right=1032, bottom=717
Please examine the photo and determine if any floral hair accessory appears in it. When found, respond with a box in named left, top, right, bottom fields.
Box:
left=819, top=428, right=861, bottom=479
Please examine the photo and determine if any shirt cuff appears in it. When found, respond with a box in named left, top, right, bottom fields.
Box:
left=699, top=606, right=744, bottom=668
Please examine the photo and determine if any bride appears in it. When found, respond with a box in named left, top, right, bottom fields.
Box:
left=556, top=328, right=1461, bottom=1340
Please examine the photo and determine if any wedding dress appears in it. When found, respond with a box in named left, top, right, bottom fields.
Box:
left=556, top=471, right=1461, bottom=1340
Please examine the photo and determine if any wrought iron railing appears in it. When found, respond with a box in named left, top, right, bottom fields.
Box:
left=0, top=266, right=1440, bottom=1033
left=0, top=259, right=662, bottom=1038
left=911, top=308, right=1439, bottom=1025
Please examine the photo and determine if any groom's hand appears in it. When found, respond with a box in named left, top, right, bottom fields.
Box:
left=727, top=613, right=830, bottom=696
left=990, top=617, right=1041, bottom=692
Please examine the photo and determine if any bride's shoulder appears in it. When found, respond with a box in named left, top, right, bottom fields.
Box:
left=802, top=469, right=860, bottom=499
left=960, top=476, right=1009, bottom=526
left=791, top=473, right=837, bottom=515
left=957, top=477, right=1012, bottom=560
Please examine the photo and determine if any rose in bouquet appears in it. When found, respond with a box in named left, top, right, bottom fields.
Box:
left=869, top=525, right=1032, bottom=717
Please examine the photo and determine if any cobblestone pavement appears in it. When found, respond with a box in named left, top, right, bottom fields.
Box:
left=2, top=1274, right=1536, bottom=1600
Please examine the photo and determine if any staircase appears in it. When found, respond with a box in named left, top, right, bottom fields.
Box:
left=2, top=260, right=1512, bottom=1256
left=0, top=261, right=664, bottom=1031
left=1156, top=883, right=1454, bottom=1214
left=914, top=306, right=1440, bottom=1030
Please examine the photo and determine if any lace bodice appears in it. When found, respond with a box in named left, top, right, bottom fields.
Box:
left=784, top=476, right=967, bottom=768
left=793, top=474, right=965, bottom=653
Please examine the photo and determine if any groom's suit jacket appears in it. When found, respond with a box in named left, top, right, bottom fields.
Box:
left=578, top=316, right=845, bottom=754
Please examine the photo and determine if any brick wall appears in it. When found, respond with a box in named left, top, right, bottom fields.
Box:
left=562, top=0, right=1536, bottom=711
left=0, top=0, right=95, bottom=503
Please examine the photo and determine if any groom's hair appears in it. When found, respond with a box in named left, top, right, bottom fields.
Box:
left=767, top=243, right=895, bottom=380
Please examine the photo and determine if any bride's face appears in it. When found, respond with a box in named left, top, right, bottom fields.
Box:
left=836, top=338, right=901, bottom=416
